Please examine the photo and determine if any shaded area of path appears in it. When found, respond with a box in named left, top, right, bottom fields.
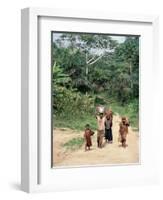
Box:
left=53, top=114, right=139, bottom=167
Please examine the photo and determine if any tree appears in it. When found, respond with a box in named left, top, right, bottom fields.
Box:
left=114, top=37, right=139, bottom=100
left=52, top=33, right=118, bottom=93
left=52, top=33, right=139, bottom=105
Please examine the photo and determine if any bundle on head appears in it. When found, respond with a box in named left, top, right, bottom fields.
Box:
left=96, top=105, right=105, bottom=114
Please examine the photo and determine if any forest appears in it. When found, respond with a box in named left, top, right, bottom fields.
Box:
left=52, top=32, right=139, bottom=131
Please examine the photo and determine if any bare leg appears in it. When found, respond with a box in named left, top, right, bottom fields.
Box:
left=97, top=137, right=100, bottom=147
left=122, top=138, right=127, bottom=148
left=99, top=136, right=103, bottom=148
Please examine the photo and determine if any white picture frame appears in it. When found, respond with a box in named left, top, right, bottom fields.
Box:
left=21, top=7, right=159, bottom=193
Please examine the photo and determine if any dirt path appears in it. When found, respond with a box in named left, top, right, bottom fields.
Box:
left=53, top=114, right=139, bottom=167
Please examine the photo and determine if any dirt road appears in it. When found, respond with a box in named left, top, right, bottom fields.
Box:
left=53, top=114, right=139, bottom=167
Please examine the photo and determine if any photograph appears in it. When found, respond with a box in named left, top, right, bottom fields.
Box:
left=52, top=32, right=139, bottom=167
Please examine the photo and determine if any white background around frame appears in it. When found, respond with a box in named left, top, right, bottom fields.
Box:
left=39, top=16, right=157, bottom=189
left=0, top=0, right=162, bottom=199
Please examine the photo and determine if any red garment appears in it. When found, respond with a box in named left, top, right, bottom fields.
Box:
left=119, top=121, right=130, bottom=144
left=84, top=129, right=94, bottom=147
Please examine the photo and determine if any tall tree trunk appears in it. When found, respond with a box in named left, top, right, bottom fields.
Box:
left=86, top=64, right=88, bottom=81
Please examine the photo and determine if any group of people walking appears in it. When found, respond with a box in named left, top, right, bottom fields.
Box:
left=84, top=106, right=130, bottom=151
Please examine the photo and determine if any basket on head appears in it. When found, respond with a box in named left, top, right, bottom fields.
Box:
left=96, top=105, right=105, bottom=114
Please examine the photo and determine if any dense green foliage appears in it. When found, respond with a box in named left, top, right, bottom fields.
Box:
left=52, top=33, right=139, bottom=129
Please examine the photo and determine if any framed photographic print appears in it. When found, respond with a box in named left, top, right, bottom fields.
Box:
left=51, top=32, right=140, bottom=167
left=21, top=8, right=159, bottom=193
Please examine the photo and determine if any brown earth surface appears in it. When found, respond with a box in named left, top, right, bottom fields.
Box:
left=53, top=114, right=139, bottom=167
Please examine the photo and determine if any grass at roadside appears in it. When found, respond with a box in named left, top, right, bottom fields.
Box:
left=54, top=114, right=97, bottom=131
left=63, top=137, right=84, bottom=150
left=54, top=99, right=139, bottom=131
left=109, top=101, right=139, bottom=129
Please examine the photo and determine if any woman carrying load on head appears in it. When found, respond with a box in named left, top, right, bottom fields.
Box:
left=95, top=106, right=106, bottom=148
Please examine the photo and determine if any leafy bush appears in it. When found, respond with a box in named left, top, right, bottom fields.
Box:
left=52, top=64, right=95, bottom=118
left=53, top=86, right=95, bottom=118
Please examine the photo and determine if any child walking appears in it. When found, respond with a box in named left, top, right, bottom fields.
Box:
left=119, top=117, right=130, bottom=148
left=84, top=124, right=94, bottom=151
